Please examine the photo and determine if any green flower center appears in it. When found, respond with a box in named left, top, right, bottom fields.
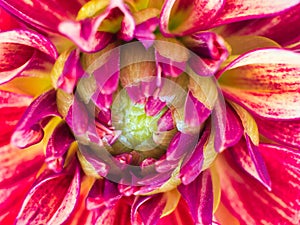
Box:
left=112, top=90, right=165, bottom=151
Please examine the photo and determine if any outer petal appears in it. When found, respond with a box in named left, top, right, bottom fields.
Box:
left=219, top=48, right=300, bottom=119
left=159, top=0, right=224, bottom=36
left=217, top=144, right=300, bottom=225
left=220, top=4, right=300, bottom=47
left=16, top=165, right=81, bottom=225
left=0, top=0, right=85, bottom=33
left=0, top=91, right=32, bottom=146
left=11, top=89, right=61, bottom=148
left=211, top=0, right=300, bottom=27
left=255, top=116, right=300, bottom=148
left=0, top=29, right=57, bottom=84
left=178, top=170, right=213, bottom=225
left=0, top=6, right=21, bottom=31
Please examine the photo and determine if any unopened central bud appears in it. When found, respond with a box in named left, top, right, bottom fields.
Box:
left=112, top=90, right=164, bottom=151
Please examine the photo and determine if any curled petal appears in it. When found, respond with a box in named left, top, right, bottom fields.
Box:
left=11, top=89, right=61, bottom=148
left=211, top=0, right=300, bottom=27
left=0, top=0, right=84, bottom=33
left=16, top=165, right=81, bottom=225
left=178, top=170, right=213, bottom=225
left=219, top=48, right=300, bottom=119
left=159, top=0, right=224, bottom=36
left=217, top=144, right=300, bottom=225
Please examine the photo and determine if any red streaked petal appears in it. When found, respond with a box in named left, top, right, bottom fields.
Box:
left=46, top=122, right=74, bottom=173
left=217, top=144, right=300, bottom=225
left=0, top=90, right=32, bottom=146
left=211, top=0, right=300, bottom=27
left=131, top=194, right=167, bottom=225
left=158, top=198, right=195, bottom=225
left=219, top=48, right=300, bottom=119
left=11, top=89, right=61, bottom=148
left=159, top=0, right=224, bottom=36
left=16, top=165, right=80, bottom=225
left=255, top=116, right=300, bottom=148
left=223, top=104, right=243, bottom=148
left=0, top=0, right=84, bottom=33
left=229, top=137, right=271, bottom=190
left=178, top=170, right=213, bottom=225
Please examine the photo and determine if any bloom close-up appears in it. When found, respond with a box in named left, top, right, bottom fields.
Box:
left=0, top=0, right=300, bottom=224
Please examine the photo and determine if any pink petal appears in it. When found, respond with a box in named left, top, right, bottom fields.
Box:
left=0, top=144, right=44, bottom=188
left=16, top=165, right=81, bottom=225
left=11, top=89, right=61, bottom=148
left=0, top=0, right=84, bottom=33
left=0, top=91, right=32, bottom=146
left=229, top=137, right=271, bottom=190
left=211, top=0, right=300, bottom=27
left=220, top=4, right=300, bottom=47
left=219, top=48, right=300, bottom=119
left=46, top=122, right=74, bottom=173
left=0, top=6, right=21, bottom=31
left=223, top=104, right=243, bottom=148
left=178, top=170, right=213, bottom=225
left=57, top=49, right=85, bottom=94
left=217, top=144, right=300, bottom=225
left=157, top=198, right=195, bottom=225
left=255, top=116, right=300, bottom=148
left=159, top=0, right=224, bottom=36
left=131, top=194, right=167, bottom=225
left=0, top=29, right=57, bottom=84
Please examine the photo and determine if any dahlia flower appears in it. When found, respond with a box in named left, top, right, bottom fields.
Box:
left=0, top=0, right=300, bottom=225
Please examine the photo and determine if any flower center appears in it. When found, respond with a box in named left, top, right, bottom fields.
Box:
left=112, top=90, right=166, bottom=151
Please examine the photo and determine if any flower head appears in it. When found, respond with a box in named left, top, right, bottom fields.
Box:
left=0, top=1, right=300, bottom=225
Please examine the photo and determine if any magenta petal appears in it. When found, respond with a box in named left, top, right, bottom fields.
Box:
left=159, top=0, right=224, bottom=36
left=0, top=0, right=83, bottom=33
left=0, top=91, right=32, bottom=146
left=157, top=109, right=175, bottom=132
left=16, top=165, right=80, bottom=225
left=211, top=0, right=300, bottom=27
left=86, top=179, right=121, bottom=210
left=230, top=137, right=271, bottom=190
left=57, top=49, right=85, bottom=94
left=145, top=96, right=166, bottom=116
left=131, top=194, right=166, bottom=225
left=184, top=32, right=228, bottom=76
left=178, top=170, right=213, bottom=225
left=0, top=144, right=44, bottom=187
left=255, top=116, right=300, bottom=148
left=219, top=144, right=300, bottom=225
left=223, top=104, right=243, bottom=148
left=11, top=89, right=61, bottom=148
left=179, top=126, right=210, bottom=185
left=46, top=122, right=74, bottom=173
left=134, top=17, right=159, bottom=49
left=221, top=4, right=300, bottom=47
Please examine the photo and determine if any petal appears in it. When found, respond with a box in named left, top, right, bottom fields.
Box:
left=217, top=144, right=300, bottom=225
left=158, top=198, right=195, bottom=225
left=131, top=194, right=167, bottom=225
left=0, top=0, right=84, bottom=33
left=0, top=144, right=44, bottom=187
left=183, top=32, right=229, bottom=76
left=219, top=48, right=300, bottom=119
left=16, top=165, right=81, bottom=225
left=159, top=0, right=224, bottom=36
left=0, top=91, right=32, bottom=146
left=0, top=29, right=57, bottom=84
left=229, top=137, right=272, bottom=190
left=211, top=0, right=300, bottom=27
left=0, top=6, right=21, bottom=30
left=220, top=4, right=300, bottom=47
left=178, top=170, right=213, bottom=225
left=255, top=116, right=300, bottom=148
left=223, top=104, right=243, bottom=148
left=11, top=89, right=61, bottom=148
left=46, top=122, right=74, bottom=173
